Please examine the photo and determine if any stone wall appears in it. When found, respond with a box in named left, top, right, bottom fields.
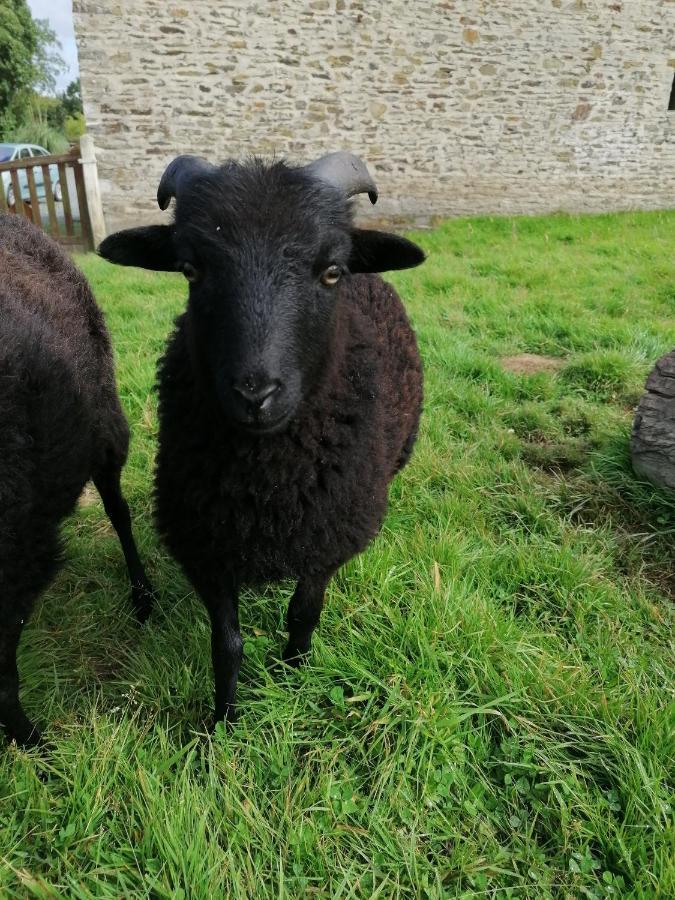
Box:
left=72, top=0, right=675, bottom=232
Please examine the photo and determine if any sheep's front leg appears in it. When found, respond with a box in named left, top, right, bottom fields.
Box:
left=283, top=570, right=333, bottom=666
left=202, top=579, right=242, bottom=726
left=0, top=616, right=41, bottom=748
left=93, top=468, right=154, bottom=623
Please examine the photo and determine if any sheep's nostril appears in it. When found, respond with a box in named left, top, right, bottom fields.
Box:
left=232, top=379, right=282, bottom=410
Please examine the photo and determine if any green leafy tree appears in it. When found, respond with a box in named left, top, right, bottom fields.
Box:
left=61, top=78, right=82, bottom=118
left=61, top=79, right=85, bottom=140
left=30, top=17, right=66, bottom=95
left=0, top=1, right=68, bottom=140
left=0, top=0, right=38, bottom=113
left=64, top=112, right=85, bottom=141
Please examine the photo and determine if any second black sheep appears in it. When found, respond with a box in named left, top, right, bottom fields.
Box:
left=0, top=215, right=153, bottom=747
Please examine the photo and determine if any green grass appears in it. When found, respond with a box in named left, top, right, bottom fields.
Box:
left=2, top=210, right=674, bottom=897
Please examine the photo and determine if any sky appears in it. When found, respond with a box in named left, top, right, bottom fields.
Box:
left=28, top=0, right=80, bottom=93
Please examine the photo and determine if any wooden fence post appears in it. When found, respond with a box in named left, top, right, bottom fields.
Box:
left=79, top=133, right=106, bottom=248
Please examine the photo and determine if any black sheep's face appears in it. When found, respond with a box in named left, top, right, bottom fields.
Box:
left=172, top=169, right=354, bottom=433
left=98, top=161, right=425, bottom=435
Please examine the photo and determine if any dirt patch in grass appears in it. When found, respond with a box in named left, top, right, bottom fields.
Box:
left=500, top=354, right=565, bottom=375
left=521, top=439, right=589, bottom=474
left=78, top=484, right=99, bottom=508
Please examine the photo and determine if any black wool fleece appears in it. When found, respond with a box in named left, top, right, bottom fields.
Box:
left=0, top=214, right=153, bottom=748
left=99, top=155, right=425, bottom=726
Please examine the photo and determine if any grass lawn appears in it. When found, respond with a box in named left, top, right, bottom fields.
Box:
left=1, top=210, right=674, bottom=897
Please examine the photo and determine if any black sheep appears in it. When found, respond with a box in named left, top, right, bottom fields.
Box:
left=99, top=152, right=425, bottom=725
left=0, top=215, right=153, bottom=747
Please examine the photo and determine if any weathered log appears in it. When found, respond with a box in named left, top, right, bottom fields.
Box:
left=631, top=350, right=675, bottom=492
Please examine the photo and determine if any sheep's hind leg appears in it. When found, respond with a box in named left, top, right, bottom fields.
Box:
left=283, top=570, right=333, bottom=666
left=0, top=616, right=41, bottom=748
left=93, top=468, right=154, bottom=622
left=202, top=578, right=242, bottom=727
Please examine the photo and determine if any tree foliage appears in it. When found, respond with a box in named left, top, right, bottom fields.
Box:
left=0, top=1, right=72, bottom=142
left=61, top=78, right=82, bottom=119
left=30, top=16, right=66, bottom=95
left=0, top=0, right=38, bottom=112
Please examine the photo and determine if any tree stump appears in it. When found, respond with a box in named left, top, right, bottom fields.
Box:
left=631, top=350, right=675, bottom=492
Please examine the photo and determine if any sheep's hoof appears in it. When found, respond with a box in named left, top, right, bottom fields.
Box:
left=21, top=729, right=44, bottom=751
left=281, top=643, right=311, bottom=668
left=131, top=581, right=155, bottom=624
left=211, top=703, right=238, bottom=734
left=3, top=718, right=43, bottom=751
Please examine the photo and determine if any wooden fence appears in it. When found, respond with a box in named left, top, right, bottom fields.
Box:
left=0, top=136, right=105, bottom=253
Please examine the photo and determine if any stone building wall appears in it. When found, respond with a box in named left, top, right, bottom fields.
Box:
left=72, top=0, right=675, bottom=232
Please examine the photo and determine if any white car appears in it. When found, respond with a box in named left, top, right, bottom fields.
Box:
left=0, top=143, right=63, bottom=206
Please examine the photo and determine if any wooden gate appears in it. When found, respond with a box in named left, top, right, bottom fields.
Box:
left=0, top=143, right=97, bottom=252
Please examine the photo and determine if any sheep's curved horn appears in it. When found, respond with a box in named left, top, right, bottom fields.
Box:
left=157, top=155, right=216, bottom=211
left=301, top=151, right=378, bottom=205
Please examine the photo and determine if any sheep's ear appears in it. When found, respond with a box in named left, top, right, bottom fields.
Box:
left=348, top=228, right=426, bottom=273
left=98, top=225, right=177, bottom=271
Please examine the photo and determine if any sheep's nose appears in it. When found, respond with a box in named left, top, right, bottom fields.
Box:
left=232, top=378, right=282, bottom=410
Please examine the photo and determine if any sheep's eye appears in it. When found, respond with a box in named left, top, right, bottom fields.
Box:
left=320, top=264, right=341, bottom=287
left=181, top=262, right=199, bottom=283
